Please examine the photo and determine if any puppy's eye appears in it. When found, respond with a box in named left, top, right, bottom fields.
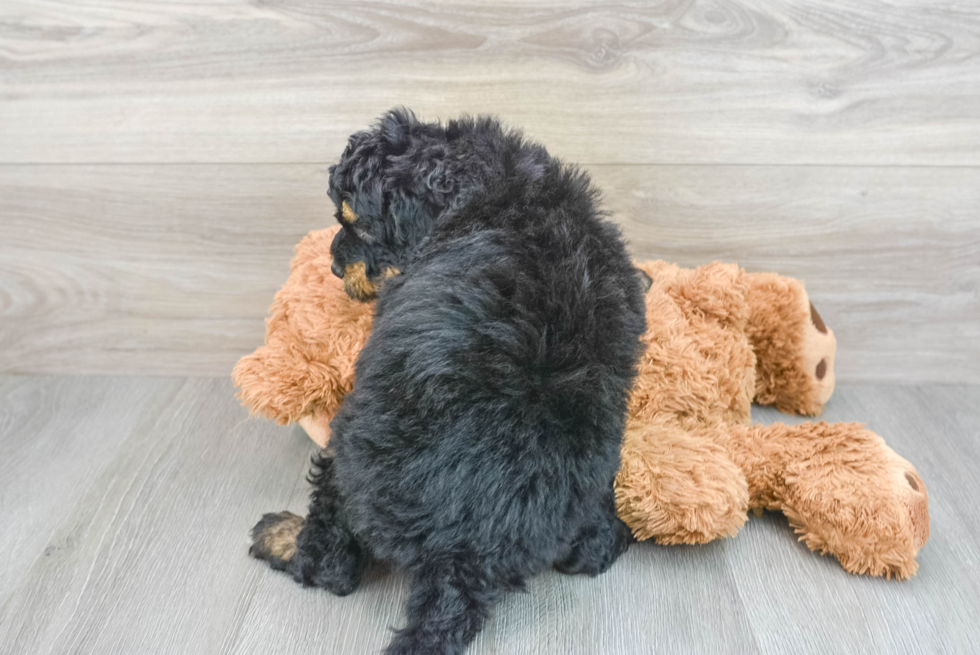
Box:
left=353, top=227, right=374, bottom=244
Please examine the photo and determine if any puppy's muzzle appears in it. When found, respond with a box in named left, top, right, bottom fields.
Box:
left=340, top=262, right=401, bottom=302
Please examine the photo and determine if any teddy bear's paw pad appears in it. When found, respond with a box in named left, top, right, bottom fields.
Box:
left=890, top=456, right=930, bottom=552
left=800, top=299, right=837, bottom=408
left=298, top=414, right=332, bottom=449
left=249, top=511, right=304, bottom=568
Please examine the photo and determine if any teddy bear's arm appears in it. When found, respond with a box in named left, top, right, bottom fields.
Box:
left=615, top=419, right=749, bottom=544
left=744, top=272, right=837, bottom=416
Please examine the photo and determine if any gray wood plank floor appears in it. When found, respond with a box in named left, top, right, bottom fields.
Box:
left=1, top=376, right=978, bottom=655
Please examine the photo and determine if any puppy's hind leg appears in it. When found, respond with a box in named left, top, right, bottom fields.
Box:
left=250, top=455, right=367, bottom=596
left=554, top=488, right=632, bottom=577
left=385, top=566, right=508, bottom=655
left=250, top=510, right=304, bottom=570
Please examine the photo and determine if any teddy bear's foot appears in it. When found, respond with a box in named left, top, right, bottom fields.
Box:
left=747, top=422, right=930, bottom=579
left=745, top=273, right=837, bottom=416
left=616, top=420, right=749, bottom=544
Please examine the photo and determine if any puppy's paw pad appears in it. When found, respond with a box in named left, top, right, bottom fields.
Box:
left=249, top=511, right=304, bottom=565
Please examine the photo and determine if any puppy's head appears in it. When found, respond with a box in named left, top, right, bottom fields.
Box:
left=327, top=108, right=454, bottom=301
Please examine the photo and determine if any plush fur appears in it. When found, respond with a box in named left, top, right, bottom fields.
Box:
left=616, top=261, right=928, bottom=578
left=233, top=229, right=374, bottom=430
left=248, top=110, right=647, bottom=654
left=237, top=233, right=930, bottom=582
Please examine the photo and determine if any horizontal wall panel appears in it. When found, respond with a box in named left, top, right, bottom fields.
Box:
left=1, top=163, right=976, bottom=382
left=1, top=1, right=979, bottom=165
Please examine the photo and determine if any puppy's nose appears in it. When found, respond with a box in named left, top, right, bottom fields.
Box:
left=331, top=260, right=345, bottom=279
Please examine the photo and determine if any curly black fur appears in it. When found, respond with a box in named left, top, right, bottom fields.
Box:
left=253, top=109, right=646, bottom=654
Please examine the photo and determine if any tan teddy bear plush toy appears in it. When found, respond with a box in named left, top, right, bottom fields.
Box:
left=234, top=226, right=930, bottom=579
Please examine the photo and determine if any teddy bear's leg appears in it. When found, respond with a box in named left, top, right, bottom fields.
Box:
left=298, top=413, right=332, bottom=449
left=554, top=487, right=633, bottom=576
left=250, top=454, right=368, bottom=595
left=615, top=419, right=750, bottom=544
left=730, top=422, right=929, bottom=579
left=744, top=272, right=837, bottom=415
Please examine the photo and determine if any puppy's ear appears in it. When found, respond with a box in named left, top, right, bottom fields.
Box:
left=379, top=107, right=418, bottom=155
left=388, top=193, right=439, bottom=246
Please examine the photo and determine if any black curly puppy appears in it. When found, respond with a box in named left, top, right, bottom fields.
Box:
left=250, top=109, right=647, bottom=654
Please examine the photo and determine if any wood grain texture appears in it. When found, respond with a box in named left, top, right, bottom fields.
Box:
left=2, top=0, right=980, bottom=165
left=1, top=164, right=977, bottom=382
left=1, top=376, right=978, bottom=654
left=745, top=387, right=980, bottom=655
left=0, top=165, right=327, bottom=376
left=0, top=376, right=317, bottom=655
left=0, top=375, right=182, bottom=598
left=596, top=164, right=980, bottom=384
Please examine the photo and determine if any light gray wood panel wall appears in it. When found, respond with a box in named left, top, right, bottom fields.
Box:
left=0, top=165, right=327, bottom=376
left=1, top=164, right=977, bottom=381
left=1, top=0, right=978, bottom=381
left=1, top=0, right=979, bottom=165
left=599, top=164, right=980, bottom=384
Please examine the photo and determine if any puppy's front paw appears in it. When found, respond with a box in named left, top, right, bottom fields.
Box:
left=249, top=511, right=304, bottom=569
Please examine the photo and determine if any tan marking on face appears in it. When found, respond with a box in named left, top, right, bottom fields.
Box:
left=258, top=512, right=303, bottom=561
left=344, top=261, right=379, bottom=300
left=341, top=201, right=358, bottom=224
left=383, top=266, right=400, bottom=279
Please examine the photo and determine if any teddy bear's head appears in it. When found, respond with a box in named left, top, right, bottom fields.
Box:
left=232, top=226, right=375, bottom=442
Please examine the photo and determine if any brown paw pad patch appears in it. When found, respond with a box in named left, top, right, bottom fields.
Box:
left=815, top=358, right=827, bottom=381
left=250, top=511, right=304, bottom=563
left=809, top=301, right=828, bottom=334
